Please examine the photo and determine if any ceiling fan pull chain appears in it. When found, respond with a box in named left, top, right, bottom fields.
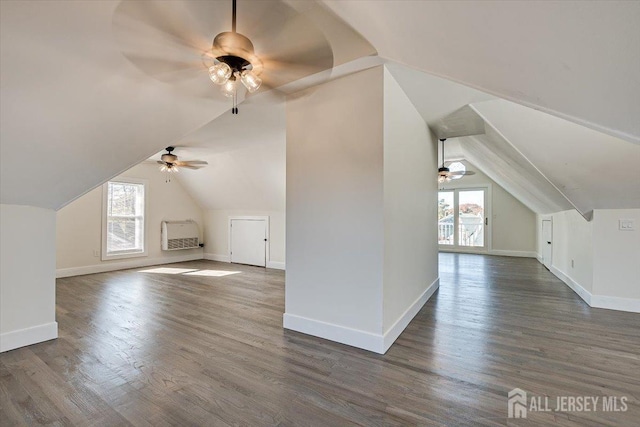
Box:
left=232, top=90, right=238, bottom=114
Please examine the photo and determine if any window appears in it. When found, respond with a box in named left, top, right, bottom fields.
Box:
left=102, top=179, right=147, bottom=260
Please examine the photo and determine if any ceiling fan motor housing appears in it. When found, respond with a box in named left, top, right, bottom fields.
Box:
left=212, top=32, right=263, bottom=75
left=161, top=153, right=177, bottom=163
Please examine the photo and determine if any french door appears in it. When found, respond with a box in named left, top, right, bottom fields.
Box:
left=438, top=188, right=488, bottom=250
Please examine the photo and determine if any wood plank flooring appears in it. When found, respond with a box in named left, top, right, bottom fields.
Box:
left=1, top=254, right=639, bottom=426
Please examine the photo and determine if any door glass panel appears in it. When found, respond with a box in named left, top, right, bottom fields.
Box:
left=438, top=191, right=454, bottom=245
left=458, top=190, right=484, bottom=247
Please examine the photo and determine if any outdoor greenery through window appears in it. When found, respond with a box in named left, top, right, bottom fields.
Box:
left=105, top=181, right=145, bottom=256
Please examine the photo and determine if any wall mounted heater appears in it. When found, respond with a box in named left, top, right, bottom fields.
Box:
left=161, top=220, right=200, bottom=251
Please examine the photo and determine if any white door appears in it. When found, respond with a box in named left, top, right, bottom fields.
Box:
left=230, top=219, right=266, bottom=267
left=542, top=220, right=552, bottom=270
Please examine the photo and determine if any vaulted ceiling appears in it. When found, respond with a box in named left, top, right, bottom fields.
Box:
left=1, top=0, right=639, bottom=217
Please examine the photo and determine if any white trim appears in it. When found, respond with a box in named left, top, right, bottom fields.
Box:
left=56, top=253, right=203, bottom=278
left=382, top=278, right=439, bottom=352
left=0, top=322, right=58, bottom=353
left=101, top=178, right=150, bottom=261
left=488, top=250, right=537, bottom=258
left=283, top=313, right=386, bottom=354
left=439, top=248, right=536, bottom=258
left=550, top=265, right=592, bottom=305
left=204, top=253, right=230, bottom=263
left=439, top=247, right=488, bottom=255
left=590, top=295, right=640, bottom=313
left=438, top=185, right=492, bottom=252
left=228, top=216, right=269, bottom=267
left=284, top=278, right=439, bottom=355
left=266, top=261, right=285, bottom=270
left=550, top=266, right=640, bottom=313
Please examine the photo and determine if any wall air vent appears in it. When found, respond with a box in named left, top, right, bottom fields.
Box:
left=161, top=220, right=200, bottom=251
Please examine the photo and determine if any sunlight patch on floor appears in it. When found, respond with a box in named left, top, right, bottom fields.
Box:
left=184, top=270, right=241, bottom=277
left=138, top=267, right=198, bottom=274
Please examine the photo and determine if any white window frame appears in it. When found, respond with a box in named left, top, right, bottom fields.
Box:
left=101, top=178, right=149, bottom=260
left=438, top=184, right=492, bottom=254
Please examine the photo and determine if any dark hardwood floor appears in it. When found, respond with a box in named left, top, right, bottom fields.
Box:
left=1, top=254, right=639, bottom=426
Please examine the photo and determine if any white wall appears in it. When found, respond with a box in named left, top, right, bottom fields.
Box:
left=284, top=66, right=440, bottom=353
left=56, top=163, right=204, bottom=277
left=1, top=204, right=57, bottom=352
left=440, top=160, right=537, bottom=256
left=382, top=68, right=439, bottom=334
left=550, top=210, right=594, bottom=293
left=544, top=208, right=640, bottom=312
left=592, top=209, right=640, bottom=301
left=203, top=209, right=285, bottom=267
left=285, top=66, right=385, bottom=338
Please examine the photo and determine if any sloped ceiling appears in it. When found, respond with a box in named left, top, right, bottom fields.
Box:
left=153, top=95, right=286, bottom=212
left=2, top=0, right=638, bottom=219
left=473, top=100, right=640, bottom=214
left=0, top=0, right=228, bottom=210
left=389, top=65, right=640, bottom=216
left=322, top=0, right=640, bottom=144
left=0, top=0, right=370, bottom=211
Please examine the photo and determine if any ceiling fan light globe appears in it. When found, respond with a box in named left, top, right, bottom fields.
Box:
left=209, top=63, right=232, bottom=85
left=221, top=78, right=237, bottom=98
left=241, top=70, right=262, bottom=93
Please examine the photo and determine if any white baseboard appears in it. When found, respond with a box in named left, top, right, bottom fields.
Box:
left=489, top=249, right=537, bottom=258
left=56, top=253, right=204, bottom=278
left=383, top=277, right=439, bottom=352
left=284, top=277, right=439, bottom=354
left=550, top=266, right=592, bottom=305
left=590, top=295, right=640, bottom=313
left=266, top=261, right=285, bottom=270
left=0, top=322, right=58, bottom=353
left=439, top=248, right=536, bottom=258
left=550, top=266, right=640, bottom=313
left=283, top=313, right=386, bottom=354
left=204, top=253, right=230, bottom=263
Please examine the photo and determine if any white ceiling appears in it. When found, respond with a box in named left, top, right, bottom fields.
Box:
left=323, top=0, right=640, bottom=144
left=157, top=94, right=286, bottom=211
left=1, top=0, right=638, bottom=219
left=0, top=0, right=229, bottom=210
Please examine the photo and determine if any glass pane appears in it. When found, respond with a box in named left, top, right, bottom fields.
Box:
left=108, top=182, right=144, bottom=217
left=458, top=190, right=484, bottom=247
left=438, top=191, right=454, bottom=245
left=106, top=181, right=145, bottom=254
left=107, top=217, right=144, bottom=254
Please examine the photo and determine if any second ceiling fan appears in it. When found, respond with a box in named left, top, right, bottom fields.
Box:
left=438, top=138, right=475, bottom=183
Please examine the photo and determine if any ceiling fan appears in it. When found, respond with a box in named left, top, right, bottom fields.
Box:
left=438, top=138, right=475, bottom=183
left=113, top=0, right=335, bottom=113
left=157, top=147, right=208, bottom=173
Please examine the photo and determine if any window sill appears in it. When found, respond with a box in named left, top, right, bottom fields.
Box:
left=101, top=251, right=148, bottom=262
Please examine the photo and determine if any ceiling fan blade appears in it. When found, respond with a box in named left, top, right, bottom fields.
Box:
left=156, top=161, right=167, bottom=165
left=177, top=164, right=204, bottom=170
left=448, top=170, right=476, bottom=177
left=175, top=160, right=208, bottom=166
left=113, top=0, right=222, bottom=83
left=114, top=0, right=335, bottom=97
